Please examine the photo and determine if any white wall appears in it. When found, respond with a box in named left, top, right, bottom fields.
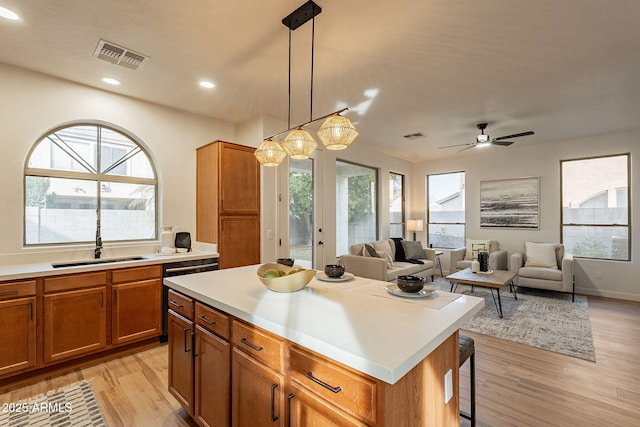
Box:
left=0, top=62, right=236, bottom=264
left=412, top=130, right=640, bottom=301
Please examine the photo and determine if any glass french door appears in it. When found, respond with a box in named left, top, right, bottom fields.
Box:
left=279, top=151, right=323, bottom=269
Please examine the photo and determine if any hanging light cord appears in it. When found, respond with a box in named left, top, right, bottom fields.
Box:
left=310, top=15, right=315, bottom=122
left=288, top=28, right=292, bottom=130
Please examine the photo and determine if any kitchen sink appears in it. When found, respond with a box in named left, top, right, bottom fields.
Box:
left=52, top=256, right=147, bottom=268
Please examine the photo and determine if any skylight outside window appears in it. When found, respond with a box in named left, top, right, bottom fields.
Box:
left=24, top=123, right=158, bottom=245
left=561, top=154, right=630, bottom=261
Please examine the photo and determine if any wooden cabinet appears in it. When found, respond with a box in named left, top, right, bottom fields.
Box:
left=287, top=383, right=364, bottom=427
left=168, top=295, right=232, bottom=426
left=168, top=309, right=195, bottom=415
left=43, top=272, right=107, bottom=364
left=0, top=280, right=36, bottom=377
left=112, top=266, right=162, bottom=345
left=197, top=141, right=260, bottom=269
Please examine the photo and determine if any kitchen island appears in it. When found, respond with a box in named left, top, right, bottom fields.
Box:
left=164, top=265, right=483, bottom=426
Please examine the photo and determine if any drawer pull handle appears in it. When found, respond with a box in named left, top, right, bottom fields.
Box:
left=198, top=315, right=216, bottom=325
left=287, top=394, right=295, bottom=427
left=270, top=383, right=279, bottom=422
left=305, top=372, right=342, bottom=394
left=240, top=337, right=264, bottom=351
left=170, top=300, right=184, bottom=308
left=0, top=290, right=19, bottom=296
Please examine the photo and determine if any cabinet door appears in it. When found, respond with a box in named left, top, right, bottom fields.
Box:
left=220, top=215, right=260, bottom=269
left=220, top=143, right=260, bottom=215
left=112, top=279, right=162, bottom=345
left=0, top=297, right=36, bottom=377
left=194, top=325, right=230, bottom=427
left=287, top=384, right=365, bottom=427
left=168, top=310, right=194, bottom=415
left=43, top=287, right=107, bottom=364
left=232, top=348, right=284, bottom=427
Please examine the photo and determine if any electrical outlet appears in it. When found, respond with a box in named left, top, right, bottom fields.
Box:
left=444, top=369, right=453, bottom=403
left=595, top=271, right=602, bottom=280
left=266, top=229, right=273, bottom=239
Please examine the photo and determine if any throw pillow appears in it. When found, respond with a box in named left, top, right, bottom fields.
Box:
left=371, top=240, right=394, bottom=260
left=401, top=240, right=425, bottom=260
left=524, top=242, right=558, bottom=269
left=363, top=243, right=379, bottom=258
left=465, top=239, right=491, bottom=260
left=378, top=251, right=394, bottom=268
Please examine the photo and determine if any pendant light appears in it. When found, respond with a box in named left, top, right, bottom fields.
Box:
left=255, top=1, right=359, bottom=166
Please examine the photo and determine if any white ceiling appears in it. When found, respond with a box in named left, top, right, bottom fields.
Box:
left=1, top=0, right=639, bottom=162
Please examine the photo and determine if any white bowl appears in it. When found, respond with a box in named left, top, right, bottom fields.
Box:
left=257, top=263, right=316, bottom=292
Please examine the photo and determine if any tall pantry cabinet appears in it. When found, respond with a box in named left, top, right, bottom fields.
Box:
left=196, top=141, right=261, bottom=269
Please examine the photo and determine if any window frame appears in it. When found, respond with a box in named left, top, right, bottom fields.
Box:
left=427, top=171, right=466, bottom=249
left=560, top=153, right=631, bottom=261
left=389, top=171, right=406, bottom=238
left=23, top=122, right=158, bottom=246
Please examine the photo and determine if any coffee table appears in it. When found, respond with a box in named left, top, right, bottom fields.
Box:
left=446, top=268, right=517, bottom=318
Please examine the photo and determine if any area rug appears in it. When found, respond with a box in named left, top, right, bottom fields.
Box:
left=0, top=380, right=107, bottom=426
left=431, top=278, right=596, bottom=361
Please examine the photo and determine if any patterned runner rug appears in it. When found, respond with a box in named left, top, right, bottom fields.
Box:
left=0, top=380, right=107, bottom=426
left=432, top=278, right=596, bottom=361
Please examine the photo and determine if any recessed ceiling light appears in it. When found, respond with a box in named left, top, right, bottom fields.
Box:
left=102, top=77, right=120, bottom=86
left=0, top=6, right=20, bottom=21
left=199, top=81, right=215, bottom=89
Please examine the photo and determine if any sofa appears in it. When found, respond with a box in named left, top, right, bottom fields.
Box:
left=510, top=242, right=575, bottom=300
left=338, top=239, right=435, bottom=282
left=450, top=239, right=508, bottom=272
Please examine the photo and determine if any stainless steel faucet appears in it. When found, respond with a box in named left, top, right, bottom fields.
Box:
left=95, top=207, right=102, bottom=259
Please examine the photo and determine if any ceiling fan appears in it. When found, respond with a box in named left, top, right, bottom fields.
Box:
left=439, top=123, right=535, bottom=151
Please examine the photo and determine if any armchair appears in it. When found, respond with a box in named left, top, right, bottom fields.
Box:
left=510, top=242, right=574, bottom=301
left=450, top=240, right=508, bottom=272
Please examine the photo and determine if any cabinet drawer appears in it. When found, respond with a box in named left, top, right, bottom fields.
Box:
left=232, top=320, right=285, bottom=372
left=289, top=345, right=377, bottom=424
left=195, top=302, right=230, bottom=340
left=167, top=289, right=194, bottom=320
left=44, top=272, right=107, bottom=293
left=112, top=265, right=161, bottom=284
left=0, top=280, right=36, bottom=300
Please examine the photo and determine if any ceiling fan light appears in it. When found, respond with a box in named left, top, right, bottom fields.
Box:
left=282, top=129, right=317, bottom=159
left=254, top=139, right=287, bottom=166
left=476, top=134, right=489, bottom=143
left=476, top=142, right=491, bottom=148
left=317, top=115, right=359, bottom=150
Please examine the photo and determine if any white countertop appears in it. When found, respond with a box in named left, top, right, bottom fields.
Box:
left=0, top=251, right=219, bottom=282
left=164, top=265, right=484, bottom=385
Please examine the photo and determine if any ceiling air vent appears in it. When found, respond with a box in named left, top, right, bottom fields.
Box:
left=93, top=40, right=148, bottom=70
left=402, top=132, right=426, bottom=140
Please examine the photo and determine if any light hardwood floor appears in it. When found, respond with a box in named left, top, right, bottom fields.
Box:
left=1, top=295, right=638, bottom=426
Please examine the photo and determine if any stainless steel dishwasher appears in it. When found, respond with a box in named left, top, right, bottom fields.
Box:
left=161, top=257, right=219, bottom=342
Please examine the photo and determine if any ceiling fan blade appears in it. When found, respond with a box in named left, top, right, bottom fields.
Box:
left=491, top=140, right=514, bottom=146
left=493, top=131, right=534, bottom=141
left=438, top=143, right=473, bottom=149
left=458, top=145, right=476, bottom=152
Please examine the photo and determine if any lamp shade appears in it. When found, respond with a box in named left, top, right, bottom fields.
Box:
left=254, top=139, right=287, bottom=167
left=317, top=115, right=359, bottom=150
left=406, top=219, right=424, bottom=232
left=282, top=128, right=317, bottom=159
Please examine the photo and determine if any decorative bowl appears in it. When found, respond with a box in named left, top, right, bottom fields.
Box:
left=324, top=264, right=345, bottom=278
left=396, top=275, right=426, bottom=293
left=257, top=263, right=316, bottom=293
left=276, top=258, right=295, bottom=267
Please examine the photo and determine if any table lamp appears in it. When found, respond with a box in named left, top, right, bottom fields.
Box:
left=406, top=219, right=423, bottom=241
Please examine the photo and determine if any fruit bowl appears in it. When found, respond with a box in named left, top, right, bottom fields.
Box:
left=257, top=263, right=316, bottom=293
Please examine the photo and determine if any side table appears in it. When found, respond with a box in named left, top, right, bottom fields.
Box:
left=435, top=250, right=444, bottom=277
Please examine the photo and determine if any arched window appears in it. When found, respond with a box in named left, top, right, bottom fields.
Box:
left=24, top=123, right=157, bottom=245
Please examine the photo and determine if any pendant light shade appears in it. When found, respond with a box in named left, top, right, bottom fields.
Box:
left=317, top=115, right=359, bottom=150
left=254, top=139, right=287, bottom=167
left=281, top=129, right=317, bottom=159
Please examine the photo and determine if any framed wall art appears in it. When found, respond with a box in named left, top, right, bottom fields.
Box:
left=480, top=176, right=539, bottom=229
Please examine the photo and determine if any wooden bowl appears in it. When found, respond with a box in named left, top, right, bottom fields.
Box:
left=257, top=263, right=316, bottom=293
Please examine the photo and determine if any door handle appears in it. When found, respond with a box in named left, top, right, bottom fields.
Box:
left=318, top=241, right=324, bottom=245
left=270, top=383, right=279, bottom=422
